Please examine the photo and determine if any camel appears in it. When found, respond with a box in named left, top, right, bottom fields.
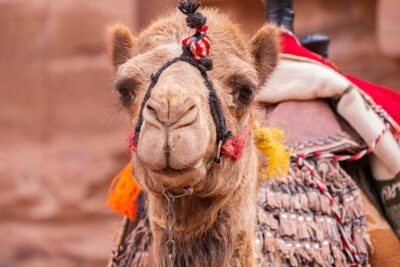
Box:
left=107, top=4, right=400, bottom=267
left=109, top=7, right=279, bottom=267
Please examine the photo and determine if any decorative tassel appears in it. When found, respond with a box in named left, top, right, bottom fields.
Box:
left=299, top=192, right=309, bottom=211
left=263, top=231, right=276, bottom=253
left=352, top=191, right=365, bottom=218
left=303, top=243, right=317, bottom=264
left=331, top=243, right=347, bottom=267
left=268, top=213, right=280, bottom=231
left=279, top=212, right=292, bottom=236
left=275, top=191, right=284, bottom=209
left=343, top=195, right=355, bottom=219
left=253, top=121, right=290, bottom=178
left=266, top=188, right=279, bottom=209
left=295, top=242, right=312, bottom=263
left=326, top=217, right=340, bottom=243
left=277, top=239, right=291, bottom=262
left=289, top=213, right=298, bottom=237
left=221, top=124, right=252, bottom=160
left=306, top=215, right=324, bottom=241
left=297, top=215, right=310, bottom=240
left=287, top=243, right=299, bottom=267
left=107, top=164, right=141, bottom=220
left=255, top=231, right=264, bottom=253
left=316, top=215, right=328, bottom=240
left=321, top=240, right=335, bottom=266
left=306, top=189, right=319, bottom=211
left=258, top=207, right=269, bottom=225
left=319, top=194, right=331, bottom=215
left=363, top=225, right=374, bottom=254
left=352, top=223, right=368, bottom=255
left=291, top=192, right=302, bottom=211
left=281, top=192, right=291, bottom=210
left=309, top=243, right=324, bottom=266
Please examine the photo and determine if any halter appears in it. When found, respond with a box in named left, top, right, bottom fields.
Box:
left=128, top=0, right=253, bottom=162
left=133, top=56, right=232, bottom=161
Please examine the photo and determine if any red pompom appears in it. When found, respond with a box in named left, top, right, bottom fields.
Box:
left=221, top=124, right=252, bottom=160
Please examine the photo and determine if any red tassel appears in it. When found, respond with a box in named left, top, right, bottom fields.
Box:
left=221, top=124, right=252, bottom=160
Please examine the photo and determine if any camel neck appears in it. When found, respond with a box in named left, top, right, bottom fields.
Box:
left=148, top=145, right=259, bottom=266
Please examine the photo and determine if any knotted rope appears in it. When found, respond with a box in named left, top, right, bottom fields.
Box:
left=179, top=0, right=213, bottom=70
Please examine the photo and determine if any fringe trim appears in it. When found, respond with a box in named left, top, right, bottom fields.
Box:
left=255, top=160, right=372, bottom=266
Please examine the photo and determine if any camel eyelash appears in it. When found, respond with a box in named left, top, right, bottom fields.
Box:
left=227, top=75, right=256, bottom=106
left=237, top=85, right=254, bottom=104
left=115, top=78, right=137, bottom=107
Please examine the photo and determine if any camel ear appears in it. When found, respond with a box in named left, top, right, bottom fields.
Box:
left=249, top=24, right=280, bottom=85
left=108, top=24, right=137, bottom=70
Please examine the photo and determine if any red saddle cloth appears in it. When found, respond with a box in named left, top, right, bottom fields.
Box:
left=281, top=32, right=400, bottom=125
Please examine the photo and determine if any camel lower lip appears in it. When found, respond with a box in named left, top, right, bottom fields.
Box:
left=157, top=166, right=192, bottom=175
left=155, top=159, right=203, bottom=176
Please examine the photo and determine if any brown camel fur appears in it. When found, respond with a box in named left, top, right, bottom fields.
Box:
left=108, top=8, right=279, bottom=267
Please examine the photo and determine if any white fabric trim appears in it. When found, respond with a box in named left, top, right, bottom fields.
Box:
left=256, top=59, right=351, bottom=104
left=337, top=89, right=400, bottom=179
left=258, top=57, right=400, bottom=181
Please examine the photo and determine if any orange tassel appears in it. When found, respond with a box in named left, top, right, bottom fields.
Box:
left=107, top=164, right=141, bottom=220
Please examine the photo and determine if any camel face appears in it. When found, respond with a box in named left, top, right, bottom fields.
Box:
left=109, top=9, right=279, bottom=194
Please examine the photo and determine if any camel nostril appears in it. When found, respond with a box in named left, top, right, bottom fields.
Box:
left=143, top=97, right=198, bottom=128
left=146, top=103, right=157, bottom=116
left=143, top=102, right=165, bottom=128
left=173, top=104, right=199, bottom=129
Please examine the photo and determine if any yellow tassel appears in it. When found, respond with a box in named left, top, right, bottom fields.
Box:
left=253, top=121, right=290, bottom=178
left=107, top=164, right=141, bottom=220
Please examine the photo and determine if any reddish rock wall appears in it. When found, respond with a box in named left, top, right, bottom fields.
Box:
left=0, top=1, right=134, bottom=266
left=377, top=0, right=400, bottom=57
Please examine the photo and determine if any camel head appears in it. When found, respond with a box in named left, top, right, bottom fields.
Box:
left=108, top=8, right=279, bottom=197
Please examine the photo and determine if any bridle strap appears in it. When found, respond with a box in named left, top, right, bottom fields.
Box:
left=134, top=55, right=231, bottom=149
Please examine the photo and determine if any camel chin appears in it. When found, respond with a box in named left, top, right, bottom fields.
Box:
left=145, top=159, right=207, bottom=191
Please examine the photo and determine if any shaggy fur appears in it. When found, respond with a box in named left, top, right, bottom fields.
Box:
left=109, top=8, right=279, bottom=267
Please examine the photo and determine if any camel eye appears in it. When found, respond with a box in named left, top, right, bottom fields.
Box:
left=238, top=86, right=254, bottom=104
left=115, top=79, right=136, bottom=107
left=227, top=75, right=256, bottom=106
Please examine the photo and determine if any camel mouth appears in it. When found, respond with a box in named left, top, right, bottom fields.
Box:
left=155, top=166, right=193, bottom=176
left=145, top=158, right=206, bottom=189
left=154, top=158, right=203, bottom=176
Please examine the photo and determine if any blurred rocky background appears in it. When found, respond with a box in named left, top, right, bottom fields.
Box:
left=0, top=0, right=399, bottom=266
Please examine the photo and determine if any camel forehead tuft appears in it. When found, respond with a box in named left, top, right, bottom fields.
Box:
left=136, top=8, right=252, bottom=64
